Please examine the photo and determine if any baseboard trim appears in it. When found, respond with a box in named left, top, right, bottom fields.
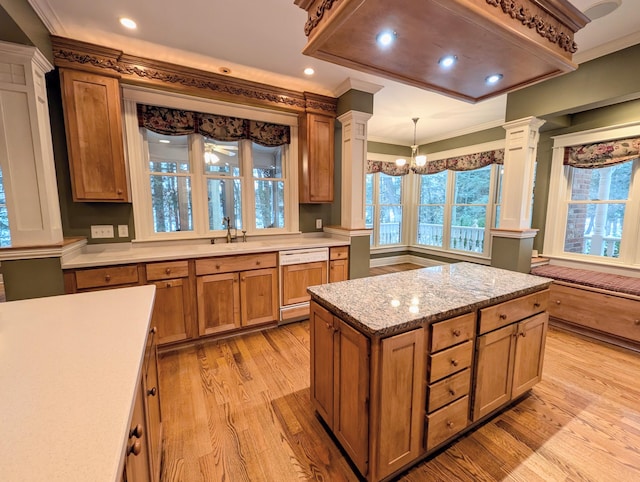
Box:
left=369, top=255, right=447, bottom=268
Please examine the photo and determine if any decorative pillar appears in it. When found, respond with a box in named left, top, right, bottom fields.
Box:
left=491, top=117, right=545, bottom=272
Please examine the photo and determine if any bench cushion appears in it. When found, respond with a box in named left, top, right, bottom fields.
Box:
left=531, top=265, right=640, bottom=298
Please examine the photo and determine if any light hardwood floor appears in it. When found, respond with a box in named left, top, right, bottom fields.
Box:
left=158, top=277, right=640, bottom=481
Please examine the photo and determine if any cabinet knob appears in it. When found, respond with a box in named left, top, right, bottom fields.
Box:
left=105, top=274, right=111, bottom=282
left=325, top=322, right=333, bottom=330
left=450, top=359, right=459, bottom=367
left=534, top=302, right=541, bottom=308
left=165, top=268, right=171, bottom=275
left=634, top=320, right=640, bottom=326
left=452, top=329, right=461, bottom=337
left=256, top=260, right=261, bottom=266
left=555, top=300, right=561, bottom=305
left=499, top=314, right=507, bottom=320
left=129, top=423, right=143, bottom=439
left=520, top=332, right=527, bottom=338
left=448, top=389, right=456, bottom=396
left=127, top=440, right=141, bottom=456
left=147, top=387, right=157, bottom=397
left=117, top=189, right=123, bottom=195
left=215, top=264, right=221, bottom=270
left=166, top=282, right=171, bottom=288
left=150, top=326, right=157, bottom=335
left=446, top=421, right=454, bottom=429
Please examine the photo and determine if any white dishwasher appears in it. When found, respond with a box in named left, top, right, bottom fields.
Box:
left=279, top=247, right=329, bottom=323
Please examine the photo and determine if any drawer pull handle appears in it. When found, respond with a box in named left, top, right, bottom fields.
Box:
left=325, top=322, right=333, bottom=330
left=105, top=274, right=111, bottom=282
left=446, top=421, right=454, bottom=429
left=534, top=302, right=541, bottom=308
left=129, top=424, right=143, bottom=439
left=520, top=332, right=527, bottom=338
left=499, top=314, right=507, bottom=320
left=166, top=282, right=171, bottom=288
left=117, top=188, right=123, bottom=195
left=450, top=359, right=459, bottom=367
left=165, top=268, right=171, bottom=275
left=150, top=326, right=157, bottom=335
left=555, top=300, right=561, bottom=305
left=148, top=387, right=157, bottom=397
left=256, top=260, right=261, bottom=265
left=215, top=264, right=221, bottom=270
left=448, top=389, right=456, bottom=396
left=634, top=320, right=640, bottom=326
left=452, top=329, right=461, bottom=337
left=127, top=440, right=142, bottom=456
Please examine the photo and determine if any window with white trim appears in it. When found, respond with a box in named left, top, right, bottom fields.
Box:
left=122, top=88, right=298, bottom=241
left=365, top=171, right=405, bottom=246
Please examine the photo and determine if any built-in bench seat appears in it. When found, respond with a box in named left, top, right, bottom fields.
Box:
left=531, top=265, right=640, bottom=351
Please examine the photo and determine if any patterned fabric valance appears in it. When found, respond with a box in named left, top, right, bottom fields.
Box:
left=411, top=149, right=504, bottom=175
left=366, top=160, right=410, bottom=176
left=564, top=137, right=640, bottom=169
left=136, top=104, right=290, bottom=146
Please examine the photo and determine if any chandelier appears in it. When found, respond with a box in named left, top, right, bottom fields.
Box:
left=395, top=117, right=427, bottom=168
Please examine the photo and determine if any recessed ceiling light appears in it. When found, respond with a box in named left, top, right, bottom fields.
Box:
left=119, top=17, right=137, bottom=29
left=304, top=67, right=315, bottom=76
left=485, top=73, right=503, bottom=85
left=376, top=30, right=397, bottom=47
left=158, top=139, right=170, bottom=144
left=438, top=55, right=458, bottom=68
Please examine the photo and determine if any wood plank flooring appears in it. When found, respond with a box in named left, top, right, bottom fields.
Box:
left=158, top=279, right=640, bottom=481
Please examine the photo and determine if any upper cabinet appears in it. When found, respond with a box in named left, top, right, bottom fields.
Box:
left=299, top=93, right=337, bottom=204
left=59, top=68, right=129, bottom=202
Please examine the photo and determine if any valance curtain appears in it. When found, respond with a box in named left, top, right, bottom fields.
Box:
left=564, top=137, right=640, bottom=169
left=366, top=149, right=504, bottom=176
left=136, top=104, right=291, bottom=146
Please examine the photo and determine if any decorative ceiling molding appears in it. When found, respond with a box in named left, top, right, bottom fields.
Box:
left=50, top=36, right=337, bottom=115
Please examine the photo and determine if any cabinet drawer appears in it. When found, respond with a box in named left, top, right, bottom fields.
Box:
left=549, top=284, right=640, bottom=343
left=425, top=395, right=469, bottom=450
left=429, top=340, right=473, bottom=382
left=427, top=368, right=471, bottom=413
left=195, top=253, right=277, bottom=275
left=75, top=265, right=139, bottom=289
left=431, top=312, right=476, bottom=352
left=479, top=289, right=549, bottom=334
left=330, top=246, right=349, bottom=260
left=146, top=260, right=189, bottom=281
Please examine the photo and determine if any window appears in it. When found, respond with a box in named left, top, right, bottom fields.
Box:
left=123, top=89, right=298, bottom=241
left=366, top=172, right=405, bottom=246
left=416, top=165, right=498, bottom=255
left=545, top=125, right=640, bottom=268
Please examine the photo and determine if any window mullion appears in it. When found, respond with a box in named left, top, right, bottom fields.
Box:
left=190, top=134, right=208, bottom=237
left=241, top=140, right=255, bottom=233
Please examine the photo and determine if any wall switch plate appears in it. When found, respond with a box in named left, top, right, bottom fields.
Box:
left=118, top=225, right=129, bottom=238
left=315, top=218, right=322, bottom=229
left=91, top=225, right=114, bottom=239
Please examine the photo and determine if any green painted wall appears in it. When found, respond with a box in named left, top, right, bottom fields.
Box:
left=367, top=141, right=411, bottom=156
left=2, top=258, right=65, bottom=300
left=0, top=0, right=51, bottom=60
left=349, top=235, right=371, bottom=279
left=337, top=89, right=374, bottom=116
left=423, top=127, right=505, bottom=154
left=491, top=236, right=534, bottom=273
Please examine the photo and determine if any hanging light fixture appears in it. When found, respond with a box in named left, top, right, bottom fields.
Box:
left=395, top=117, right=427, bottom=168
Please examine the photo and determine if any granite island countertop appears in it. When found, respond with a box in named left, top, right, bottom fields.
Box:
left=307, top=262, right=552, bottom=337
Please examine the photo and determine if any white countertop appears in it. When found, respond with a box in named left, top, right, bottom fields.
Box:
left=0, top=285, right=156, bottom=482
left=62, top=235, right=349, bottom=269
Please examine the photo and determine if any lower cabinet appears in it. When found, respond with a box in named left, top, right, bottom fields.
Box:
left=329, top=246, right=349, bottom=283
left=310, top=302, right=370, bottom=476
left=473, top=312, right=548, bottom=421
left=124, top=326, right=162, bottom=482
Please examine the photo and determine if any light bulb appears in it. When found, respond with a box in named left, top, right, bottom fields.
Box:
left=395, top=158, right=407, bottom=166
left=415, top=155, right=427, bottom=166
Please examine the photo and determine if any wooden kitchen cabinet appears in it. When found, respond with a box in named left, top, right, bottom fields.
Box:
left=64, top=264, right=140, bottom=292
left=329, top=246, right=349, bottom=283
left=310, top=302, right=370, bottom=476
left=59, top=68, right=128, bottom=202
left=299, top=112, right=335, bottom=203
left=146, top=261, right=194, bottom=345
left=473, top=307, right=548, bottom=421
left=281, top=260, right=327, bottom=306
left=196, top=253, right=278, bottom=336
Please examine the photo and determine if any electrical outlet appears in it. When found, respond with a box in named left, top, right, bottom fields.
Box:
left=315, top=218, right=322, bottom=229
left=90, top=225, right=114, bottom=239
left=118, top=225, right=129, bottom=238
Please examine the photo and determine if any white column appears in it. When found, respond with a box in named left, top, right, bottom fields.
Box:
left=337, top=110, right=372, bottom=230
left=499, top=116, right=546, bottom=230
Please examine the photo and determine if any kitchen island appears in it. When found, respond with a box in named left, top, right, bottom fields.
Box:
left=307, top=262, right=552, bottom=482
left=0, top=285, right=158, bottom=482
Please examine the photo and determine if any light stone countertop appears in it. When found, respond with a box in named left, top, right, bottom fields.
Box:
left=61, top=235, right=349, bottom=269
left=0, top=285, right=156, bottom=482
left=308, top=262, right=553, bottom=336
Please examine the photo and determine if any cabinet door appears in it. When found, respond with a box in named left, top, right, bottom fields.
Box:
left=334, top=319, right=370, bottom=477
left=197, top=273, right=240, bottom=335
left=300, top=112, right=335, bottom=203
left=329, top=259, right=348, bottom=283
left=125, top=378, right=152, bottom=482
left=143, top=327, right=162, bottom=482
left=60, top=69, right=128, bottom=202
left=511, top=313, right=548, bottom=399
left=281, top=261, right=327, bottom=306
left=310, top=302, right=335, bottom=424
left=377, top=328, right=425, bottom=479
left=472, top=323, right=517, bottom=421
left=150, top=278, right=192, bottom=345
left=240, top=267, right=278, bottom=326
